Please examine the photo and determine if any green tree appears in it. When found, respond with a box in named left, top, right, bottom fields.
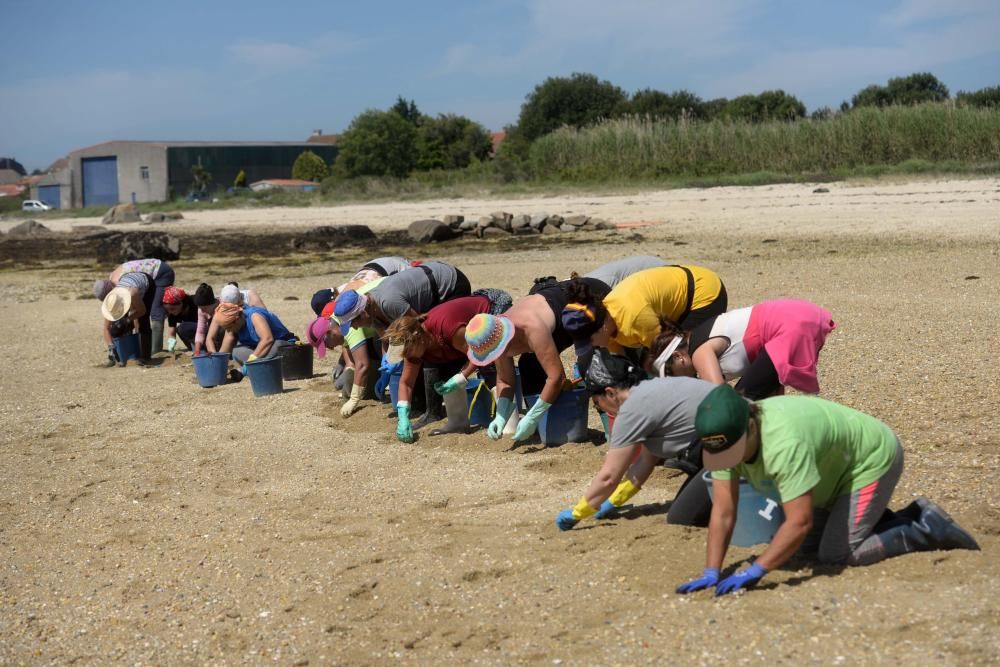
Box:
left=885, top=72, right=949, bottom=105
left=724, top=90, right=806, bottom=122
left=627, top=89, right=705, bottom=120
left=334, top=109, right=418, bottom=178
left=415, top=114, right=493, bottom=170
left=233, top=169, right=248, bottom=188
left=391, top=96, right=421, bottom=125
left=852, top=73, right=949, bottom=108
left=702, top=97, right=729, bottom=120
left=956, top=85, right=1000, bottom=108
left=516, top=72, right=628, bottom=142
left=292, top=150, right=330, bottom=182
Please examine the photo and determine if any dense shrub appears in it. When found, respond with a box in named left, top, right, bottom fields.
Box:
left=957, top=86, right=1000, bottom=109
left=528, top=105, right=1000, bottom=180
left=292, top=150, right=329, bottom=182
left=852, top=73, right=950, bottom=108
left=415, top=114, right=493, bottom=171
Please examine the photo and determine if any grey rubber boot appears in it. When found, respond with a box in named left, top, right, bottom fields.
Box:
left=430, top=384, right=471, bottom=436
left=150, top=320, right=165, bottom=356
left=339, top=367, right=355, bottom=400
left=332, top=357, right=347, bottom=391
left=875, top=496, right=980, bottom=561
left=413, top=367, right=445, bottom=429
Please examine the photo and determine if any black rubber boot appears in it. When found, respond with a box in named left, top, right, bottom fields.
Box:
left=413, top=367, right=445, bottom=429
left=875, top=496, right=980, bottom=560
left=137, top=328, right=152, bottom=364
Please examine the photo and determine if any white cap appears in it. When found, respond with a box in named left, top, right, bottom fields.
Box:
left=219, top=284, right=243, bottom=304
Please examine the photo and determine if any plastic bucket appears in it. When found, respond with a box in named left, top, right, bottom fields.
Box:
left=246, top=356, right=284, bottom=397
left=193, top=352, right=230, bottom=388
left=280, top=343, right=313, bottom=380
left=113, top=333, right=141, bottom=365
left=477, top=365, right=524, bottom=411
left=465, top=378, right=494, bottom=427
left=525, top=387, right=589, bottom=445
left=703, top=471, right=785, bottom=547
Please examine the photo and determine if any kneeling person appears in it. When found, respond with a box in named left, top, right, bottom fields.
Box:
left=677, top=385, right=980, bottom=596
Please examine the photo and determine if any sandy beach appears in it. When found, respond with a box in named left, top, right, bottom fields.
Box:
left=1, top=177, right=998, bottom=665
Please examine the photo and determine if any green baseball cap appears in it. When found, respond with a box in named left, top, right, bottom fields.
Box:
left=695, top=384, right=751, bottom=471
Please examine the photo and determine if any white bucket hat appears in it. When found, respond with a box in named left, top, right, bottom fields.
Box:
left=101, top=287, right=132, bottom=321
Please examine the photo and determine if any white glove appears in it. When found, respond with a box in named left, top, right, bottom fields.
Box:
left=341, top=383, right=365, bottom=418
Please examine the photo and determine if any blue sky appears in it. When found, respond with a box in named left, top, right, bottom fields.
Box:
left=2, top=0, right=998, bottom=170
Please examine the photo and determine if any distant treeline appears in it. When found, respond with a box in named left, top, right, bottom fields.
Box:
left=316, top=72, right=1000, bottom=188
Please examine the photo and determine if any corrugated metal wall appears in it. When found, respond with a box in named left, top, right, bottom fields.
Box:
left=81, top=157, right=119, bottom=207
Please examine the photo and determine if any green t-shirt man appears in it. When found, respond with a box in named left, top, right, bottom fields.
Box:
left=712, top=396, right=898, bottom=509
left=333, top=277, right=384, bottom=351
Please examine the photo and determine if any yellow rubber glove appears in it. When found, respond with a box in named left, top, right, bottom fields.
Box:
left=608, top=478, right=640, bottom=506
left=571, top=496, right=597, bottom=521
left=595, top=478, right=641, bottom=519
left=247, top=354, right=258, bottom=362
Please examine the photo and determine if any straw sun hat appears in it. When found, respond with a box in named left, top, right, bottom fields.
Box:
left=101, top=287, right=132, bottom=322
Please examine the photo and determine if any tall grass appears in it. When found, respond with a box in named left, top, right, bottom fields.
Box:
left=528, top=105, right=1000, bottom=180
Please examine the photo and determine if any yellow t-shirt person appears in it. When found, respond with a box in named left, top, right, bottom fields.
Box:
left=603, top=265, right=722, bottom=349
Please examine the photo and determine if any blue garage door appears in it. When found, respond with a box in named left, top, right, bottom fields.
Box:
left=82, top=157, right=119, bottom=207
left=38, top=184, right=61, bottom=209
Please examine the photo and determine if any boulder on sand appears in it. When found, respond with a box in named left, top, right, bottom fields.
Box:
left=7, top=220, right=51, bottom=236
left=102, top=204, right=142, bottom=225
left=408, top=219, right=459, bottom=243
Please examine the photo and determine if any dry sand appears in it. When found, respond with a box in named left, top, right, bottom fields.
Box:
left=1, top=177, right=998, bottom=665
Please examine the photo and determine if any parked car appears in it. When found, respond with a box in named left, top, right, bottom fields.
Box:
left=21, top=200, right=51, bottom=212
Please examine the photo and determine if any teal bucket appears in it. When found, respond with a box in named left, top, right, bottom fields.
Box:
left=525, top=387, right=589, bottom=445
left=465, top=378, right=494, bottom=427
left=246, top=356, right=284, bottom=397
left=193, top=352, right=230, bottom=388
left=113, top=333, right=141, bottom=365
left=703, top=471, right=785, bottom=547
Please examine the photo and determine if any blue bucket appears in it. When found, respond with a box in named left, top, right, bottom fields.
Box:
left=113, top=333, right=141, bottom=365
left=703, top=471, right=785, bottom=547
left=476, top=366, right=524, bottom=411
left=193, top=352, right=230, bottom=388
left=388, top=368, right=403, bottom=408
left=465, top=378, right=494, bottom=427
left=525, top=387, right=589, bottom=445
left=246, top=356, right=284, bottom=397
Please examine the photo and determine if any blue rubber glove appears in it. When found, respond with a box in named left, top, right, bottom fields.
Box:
left=395, top=401, right=413, bottom=443
left=715, top=562, right=768, bottom=596
left=487, top=397, right=516, bottom=440
left=555, top=509, right=579, bottom=531
left=166, top=336, right=177, bottom=353
left=594, top=500, right=618, bottom=519
left=434, top=373, right=468, bottom=396
left=512, top=398, right=551, bottom=442
left=676, top=568, right=720, bottom=594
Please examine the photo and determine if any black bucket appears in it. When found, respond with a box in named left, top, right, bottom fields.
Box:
left=280, top=343, right=314, bottom=380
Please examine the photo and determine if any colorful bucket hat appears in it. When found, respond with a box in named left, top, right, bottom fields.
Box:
left=465, top=313, right=515, bottom=366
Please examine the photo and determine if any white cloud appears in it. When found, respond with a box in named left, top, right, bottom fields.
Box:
left=226, top=32, right=363, bottom=72
left=439, top=0, right=763, bottom=76
left=708, top=2, right=1000, bottom=106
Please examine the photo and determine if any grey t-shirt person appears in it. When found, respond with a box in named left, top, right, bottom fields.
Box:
left=370, top=261, right=460, bottom=322
left=585, top=255, right=667, bottom=289
left=365, top=256, right=411, bottom=276
left=609, top=376, right=716, bottom=459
